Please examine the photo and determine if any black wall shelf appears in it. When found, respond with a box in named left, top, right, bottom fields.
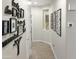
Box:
left=2, top=31, right=26, bottom=47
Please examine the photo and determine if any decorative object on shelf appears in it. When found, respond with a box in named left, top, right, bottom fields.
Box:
left=12, top=0, right=19, bottom=10
left=2, top=20, right=9, bottom=35
left=19, top=21, right=23, bottom=24
left=18, top=26, right=23, bottom=35
left=17, top=20, right=23, bottom=24
left=4, top=5, right=12, bottom=14
left=17, top=11, right=21, bottom=18
left=12, top=8, right=17, bottom=17
left=23, top=20, right=25, bottom=26
left=10, top=18, right=17, bottom=33
left=23, top=20, right=26, bottom=32
left=17, top=26, right=19, bottom=36
left=20, top=8, right=24, bottom=18
left=55, top=9, right=61, bottom=36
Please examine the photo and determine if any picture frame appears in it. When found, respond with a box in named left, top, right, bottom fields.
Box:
left=17, top=25, right=23, bottom=35
left=5, top=5, right=12, bottom=14
left=51, top=11, right=56, bottom=31
left=55, top=9, right=61, bottom=36
left=10, top=18, right=17, bottom=33
left=12, top=8, right=17, bottom=17
left=51, top=13, right=53, bottom=29
left=12, top=0, right=19, bottom=10
left=20, top=8, right=24, bottom=18
left=17, top=11, right=21, bottom=18
left=2, top=20, right=9, bottom=35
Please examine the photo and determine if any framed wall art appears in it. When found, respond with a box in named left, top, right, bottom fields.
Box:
left=12, top=8, right=17, bottom=17
left=51, top=13, right=53, bottom=29
left=17, top=11, right=21, bottom=18
left=55, top=9, right=61, bottom=36
left=2, top=20, right=9, bottom=35
left=10, top=18, right=17, bottom=33
left=12, top=0, right=19, bottom=10
left=20, top=8, right=24, bottom=18
left=51, top=11, right=56, bottom=31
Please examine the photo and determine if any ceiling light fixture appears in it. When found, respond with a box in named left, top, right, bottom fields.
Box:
left=27, top=1, right=32, bottom=5
left=33, top=2, right=38, bottom=5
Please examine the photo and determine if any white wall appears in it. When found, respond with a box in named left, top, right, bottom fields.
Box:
left=2, top=0, right=31, bottom=59
left=31, top=0, right=67, bottom=59
left=31, top=6, right=54, bottom=44
left=31, top=0, right=76, bottom=59
left=66, top=0, right=76, bottom=59
left=50, top=0, right=67, bottom=59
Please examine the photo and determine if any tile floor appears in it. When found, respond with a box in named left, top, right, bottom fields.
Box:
left=30, top=42, right=55, bottom=59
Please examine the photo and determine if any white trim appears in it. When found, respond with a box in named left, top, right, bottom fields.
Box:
left=50, top=43, right=58, bottom=59
left=32, top=40, right=50, bottom=45
left=32, top=40, right=57, bottom=59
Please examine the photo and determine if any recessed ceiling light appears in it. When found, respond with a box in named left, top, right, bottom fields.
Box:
left=34, top=2, right=38, bottom=5
left=27, top=1, right=32, bottom=5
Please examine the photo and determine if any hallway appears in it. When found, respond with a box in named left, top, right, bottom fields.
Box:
left=2, top=0, right=76, bottom=59
left=30, top=42, right=55, bottom=59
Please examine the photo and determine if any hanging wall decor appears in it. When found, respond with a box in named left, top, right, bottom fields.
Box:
left=12, top=0, right=19, bottom=10
left=12, top=8, right=17, bottom=17
left=20, top=8, right=24, bottom=18
left=2, top=20, right=9, bottom=35
left=4, top=5, right=12, bottom=14
left=23, top=20, right=26, bottom=32
left=17, top=11, right=21, bottom=18
left=51, top=11, right=56, bottom=31
left=10, top=18, right=17, bottom=33
left=51, top=13, right=53, bottom=29
left=55, top=9, right=61, bottom=36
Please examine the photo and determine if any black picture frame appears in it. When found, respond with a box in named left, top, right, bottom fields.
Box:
left=12, top=8, right=17, bottom=17
left=51, top=13, right=53, bottom=29
left=2, top=20, right=9, bottom=35
left=51, top=11, right=56, bottom=31
left=55, top=9, right=61, bottom=36
left=10, top=18, right=17, bottom=33
left=17, top=25, right=23, bottom=35
left=17, top=11, right=21, bottom=18
left=12, top=0, right=19, bottom=10
left=20, top=8, right=24, bottom=18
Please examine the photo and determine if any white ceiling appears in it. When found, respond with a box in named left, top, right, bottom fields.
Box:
left=31, top=0, right=55, bottom=7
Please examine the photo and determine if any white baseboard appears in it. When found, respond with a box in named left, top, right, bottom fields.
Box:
left=32, top=40, right=50, bottom=45
left=32, top=40, right=57, bottom=59
left=49, top=43, right=57, bottom=59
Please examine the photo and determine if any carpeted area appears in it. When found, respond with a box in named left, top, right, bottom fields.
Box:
left=30, top=42, right=55, bottom=59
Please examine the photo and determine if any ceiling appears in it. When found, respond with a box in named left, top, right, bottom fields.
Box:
left=31, top=0, right=55, bottom=7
